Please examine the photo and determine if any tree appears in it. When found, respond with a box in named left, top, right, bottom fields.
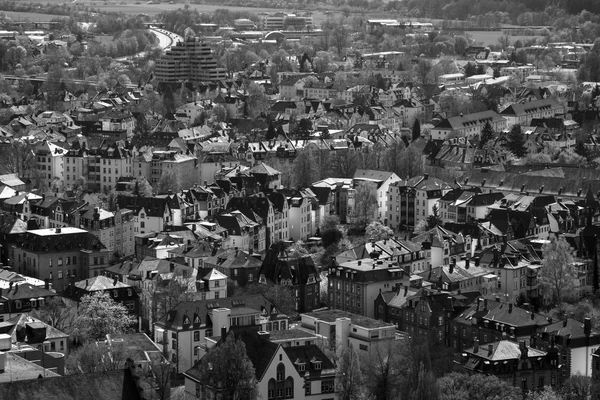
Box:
left=31, top=296, right=76, bottom=334
left=438, top=372, right=522, bottom=400
left=360, top=340, right=405, bottom=400
left=479, top=121, right=495, bottom=149
left=66, top=341, right=132, bottom=374
left=412, top=119, right=421, bottom=141
left=426, top=204, right=442, bottom=229
left=526, top=386, right=563, bottom=400
left=539, top=236, right=576, bottom=305
left=157, top=168, right=181, bottom=194
left=416, top=59, right=433, bottom=84
left=246, top=82, right=269, bottom=119
left=72, top=291, right=137, bottom=341
left=366, top=221, right=393, bottom=242
left=195, top=333, right=258, bottom=400
left=562, top=375, right=592, bottom=400
left=293, top=151, right=317, bottom=189
left=320, top=215, right=343, bottom=247
left=211, top=104, right=228, bottom=123
left=149, top=277, right=189, bottom=332
left=337, top=345, right=363, bottom=400
left=352, top=181, right=378, bottom=229
left=506, top=124, right=528, bottom=157
left=131, top=176, right=154, bottom=197
left=0, top=140, right=36, bottom=177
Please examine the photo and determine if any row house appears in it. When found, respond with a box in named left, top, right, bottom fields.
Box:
left=184, top=181, right=235, bottom=220
left=387, top=174, right=452, bottom=230
left=154, top=294, right=289, bottom=373
left=63, top=140, right=133, bottom=193
left=500, top=98, right=565, bottom=127
left=75, top=206, right=135, bottom=259
left=418, top=257, right=498, bottom=295
left=22, top=195, right=85, bottom=229
left=411, top=226, right=473, bottom=266
left=116, top=196, right=174, bottom=236
left=216, top=210, right=265, bottom=253
left=0, top=282, right=56, bottom=322
left=312, top=178, right=353, bottom=224
left=202, top=248, right=262, bottom=288
left=134, top=149, right=198, bottom=190
left=438, top=188, right=504, bottom=223
left=431, top=110, right=507, bottom=141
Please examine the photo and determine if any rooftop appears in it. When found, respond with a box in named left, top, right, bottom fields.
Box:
left=0, top=352, right=60, bottom=383
left=302, top=309, right=394, bottom=329
left=28, top=227, right=87, bottom=236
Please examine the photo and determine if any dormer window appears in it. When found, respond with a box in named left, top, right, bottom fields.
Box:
left=298, top=363, right=306, bottom=372
left=259, top=274, right=267, bottom=284
left=313, top=361, right=321, bottom=370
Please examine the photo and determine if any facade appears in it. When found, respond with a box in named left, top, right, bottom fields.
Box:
left=459, top=339, right=559, bottom=391
left=431, top=110, right=507, bottom=141
left=155, top=37, right=227, bottom=84
left=12, top=227, right=110, bottom=289
left=33, top=141, right=67, bottom=188
left=500, top=98, right=565, bottom=127
left=153, top=295, right=290, bottom=373
left=202, top=249, right=262, bottom=289
left=387, top=174, right=452, bottom=230
left=76, top=206, right=135, bottom=259
left=0, top=282, right=56, bottom=322
left=300, top=309, right=397, bottom=355
left=353, top=169, right=401, bottom=223
left=327, top=258, right=407, bottom=318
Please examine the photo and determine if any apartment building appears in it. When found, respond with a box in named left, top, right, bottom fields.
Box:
left=500, top=98, right=565, bottom=127
left=33, top=141, right=67, bottom=188
left=155, top=37, right=227, bottom=84
left=327, top=258, right=407, bottom=318
left=153, top=295, right=289, bottom=373
left=76, top=205, right=135, bottom=259
left=353, top=169, right=401, bottom=223
left=431, top=110, right=507, bottom=141
left=12, top=227, right=110, bottom=289
left=387, top=174, right=452, bottom=230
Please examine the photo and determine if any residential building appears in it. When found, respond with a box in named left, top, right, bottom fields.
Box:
left=76, top=206, right=135, bottom=259
left=533, top=318, right=600, bottom=379
left=0, top=282, right=56, bottom=322
left=312, top=178, right=353, bottom=223
left=216, top=210, right=266, bottom=253
left=33, top=141, right=67, bottom=188
left=155, top=36, right=227, bottom=84
left=62, top=275, right=140, bottom=317
left=300, top=309, right=397, bottom=355
left=1, top=313, right=70, bottom=355
left=327, top=258, right=407, bottom=318
left=258, top=245, right=320, bottom=313
left=419, top=257, right=498, bottom=295
left=116, top=196, right=174, bottom=236
left=184, top=327, right=336, bottom=400
left=353, top=169, right=401, bottom=223
left=430, top=110, right=507, bottom=141
left=459, top=339, right=559, bottom=391
left=387, top=174, right=452, bottom=230
left=202, top=248, right=262, bottom=289
left=450, top=298, right=549, bottom=352
left=153, top=295, right=290, bottom=373
left=411, top=226, right=471, bottom=266
left=12, top=227, right=110, bottom=289
left=500, top=98, right=565, bottom=127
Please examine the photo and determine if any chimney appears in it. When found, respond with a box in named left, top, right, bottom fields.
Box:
left=473, top=338, right=479, bottom=353
left=585, top=318, right=591, bottom=336
left=0, top=352, right=5, bottom=372
left=475, top=257, right=480, bottom=267
left=170, top=262, right=175, bottom=272
left=531, top=312, right=535, bottom=320
left=484, top=299, right=488, bottom=310
left=563, top=319, right=568, bottom=328
left=423, top=173, right=429, bottom=180
left=519, top=341, right=528, bottom=358
left=465, top=257, right=470, bottom=270
left=357, top=260, right=361, bottom=266
left=221, top=326, right=227, bottom=339
left=508, top=303, right=513, bottom=313
left=86, top=279, right=89, bottom=288
left=477, top=297, right=481, bottom=311
left=449, top=263, right=454, bottom=274
left=56, top=227, right=61, bottom=234
left=113, top=277, right=118, bottom=286
left=44, top=278, right=49, bottom=290
left=404, top=285, right=408, bottom=296
left=488, top=344, right=493, bottom=356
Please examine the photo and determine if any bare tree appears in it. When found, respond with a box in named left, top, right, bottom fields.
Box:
left=539, top=236, right=577, bottom=305
left=352, top=181, right=378, bottom=228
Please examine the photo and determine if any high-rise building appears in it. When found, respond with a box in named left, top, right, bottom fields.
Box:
left=155, top=37, right=227, bottom=84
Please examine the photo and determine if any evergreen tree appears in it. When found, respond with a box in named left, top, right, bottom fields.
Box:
left=479, top=121, right=495, bottom=149
left=506, top=124, right=528, bottom=157
left=412, top=119, right=421, bottom=141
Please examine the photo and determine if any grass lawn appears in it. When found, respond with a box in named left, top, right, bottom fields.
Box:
left=468, top=30, right=545, bottom=46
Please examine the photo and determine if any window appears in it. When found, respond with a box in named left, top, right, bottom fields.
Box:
left=66, top=257, right=70, bottom=265
left=284, top=377, right=294, bottom=398
left=321, top=379, right=334, bottom=393
left=58, top=270, right=63, bottom=279
left=277, top=364, right=285, bottom=381
left=72, top=256, right=77, bottom=264
left=58, top=257, right=63, bottom=266
left=268, top=379, right=276, bottom=399
left=140, top=222, right=145, bottom=228
left=113, top=291, right=118, bottom=298
left=359, top=344, right=368, bottom=351
left=277, top=389, right=283, bottom=398
left=194, top=331, right=200, bottom=342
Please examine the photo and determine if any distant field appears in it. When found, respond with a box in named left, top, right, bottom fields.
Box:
left=1, top=10, right=66, bottom=21
left=469, top=30, right=546, bottom=46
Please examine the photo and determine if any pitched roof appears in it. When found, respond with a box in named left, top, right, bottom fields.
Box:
left=0, top=369, right=142, bottom=400
left=74, top=275, right=132, bottom=291
left=248, top=162, right=280, bottom=176
left=465, top=339, right=546, bottom=362
left=353, top=169, right=395, bottom=183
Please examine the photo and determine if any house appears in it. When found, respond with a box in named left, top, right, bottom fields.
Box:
left=430, top=110, right=506, bottom=141
left=183, top=327, right=338, bottom=400
left=1, top=313, right=70, bottom=355
left=258, top=244, right=321, bottom=313
left=216, top=210, right=266, bottom=253
left=116, top=196, right=174, bottom=235
left=353, top=169, right=401, bottom=223
left=459, top=339, right=559, bottom=391
left=62, top=275, right=140, bottom=317
left=202, top=248, right=262, bottom=289
left=0, top=282, right=56, bottom=322
left=419, top=257, right=498, bottom=294
left=153, top=294, right=290, bottom=373
left=533, top=318, right=600, bottom=379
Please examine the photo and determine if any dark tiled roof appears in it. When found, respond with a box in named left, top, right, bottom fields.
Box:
left=0, top=369, right=142, bottom=400
left=283, top=344, right=335, bottom=378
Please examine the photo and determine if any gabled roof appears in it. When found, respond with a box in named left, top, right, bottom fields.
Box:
left=465, top=339, right=546, bottom=362
left=353, top=169, right=395, bottom=183
left=74, top=275, right=132, bottom=291
left=248, top=162, right=280, bottom=176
